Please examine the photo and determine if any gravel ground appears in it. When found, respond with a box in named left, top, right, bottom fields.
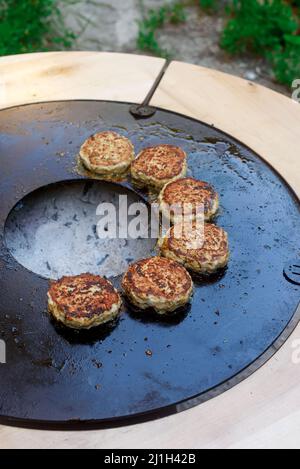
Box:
left=62, top=0, right=289, bottom=96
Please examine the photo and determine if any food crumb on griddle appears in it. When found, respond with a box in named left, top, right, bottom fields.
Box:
left=92, top=359, right=103, bottom=369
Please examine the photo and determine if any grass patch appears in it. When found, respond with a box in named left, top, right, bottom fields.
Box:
left=137, top=1, right=187, bottom=58
left=138, top=0, right=300, bottom=87
left=219, top=0, right=300, bottom=86
left=198, top=0, right=219, bottom=12
left=271, top=33, right=300, bottom=86
left=221, top=0, right=298, bottom=55
left=0, top=0, right=75, bottom=56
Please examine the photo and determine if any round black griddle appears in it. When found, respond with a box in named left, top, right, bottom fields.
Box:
left=0, top=100, right=299, bottom=429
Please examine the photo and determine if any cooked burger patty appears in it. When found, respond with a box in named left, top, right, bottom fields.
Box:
left=159, top=177, right=219, bottom=223
left=131, top=145, right=187, bottom=190
left=80, top=131, right=134, bottom=176
left=122, top=257, right=193, bottom=314
left=159, top=222, right=230, bottom=274
left=48, top=274, right=122, bottom=329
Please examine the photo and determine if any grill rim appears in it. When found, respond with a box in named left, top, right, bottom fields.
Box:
left=0, top=99, right=299, bottom=430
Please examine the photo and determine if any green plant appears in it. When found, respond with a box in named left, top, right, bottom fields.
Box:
left=137, top=2, right=187, bottom=58
left=0, top=0, right=75, bottom=56
left=220, top=0, right=300, bottom=86
left=221, top=0, right=298, bottom=54
left=169, top=2, right=187, bottom=23
left=138, top=0, right=300, bottom=86
left=271, top=34, right=300, bottom=85
left=199, top=0, right=219, bottom=11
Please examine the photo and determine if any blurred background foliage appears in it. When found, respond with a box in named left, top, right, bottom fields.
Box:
left=138, top=0, right=300, bottom=86
left=220, top=0, right=300, bottom=86
left=0, top=0, right=74, bottom=55
left=0, top=0, right=299, bottom=87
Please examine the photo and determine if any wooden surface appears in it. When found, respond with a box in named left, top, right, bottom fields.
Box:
left=0, top=52, right=300, bottom=449
left=0, top=51, right=165, bottom=108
